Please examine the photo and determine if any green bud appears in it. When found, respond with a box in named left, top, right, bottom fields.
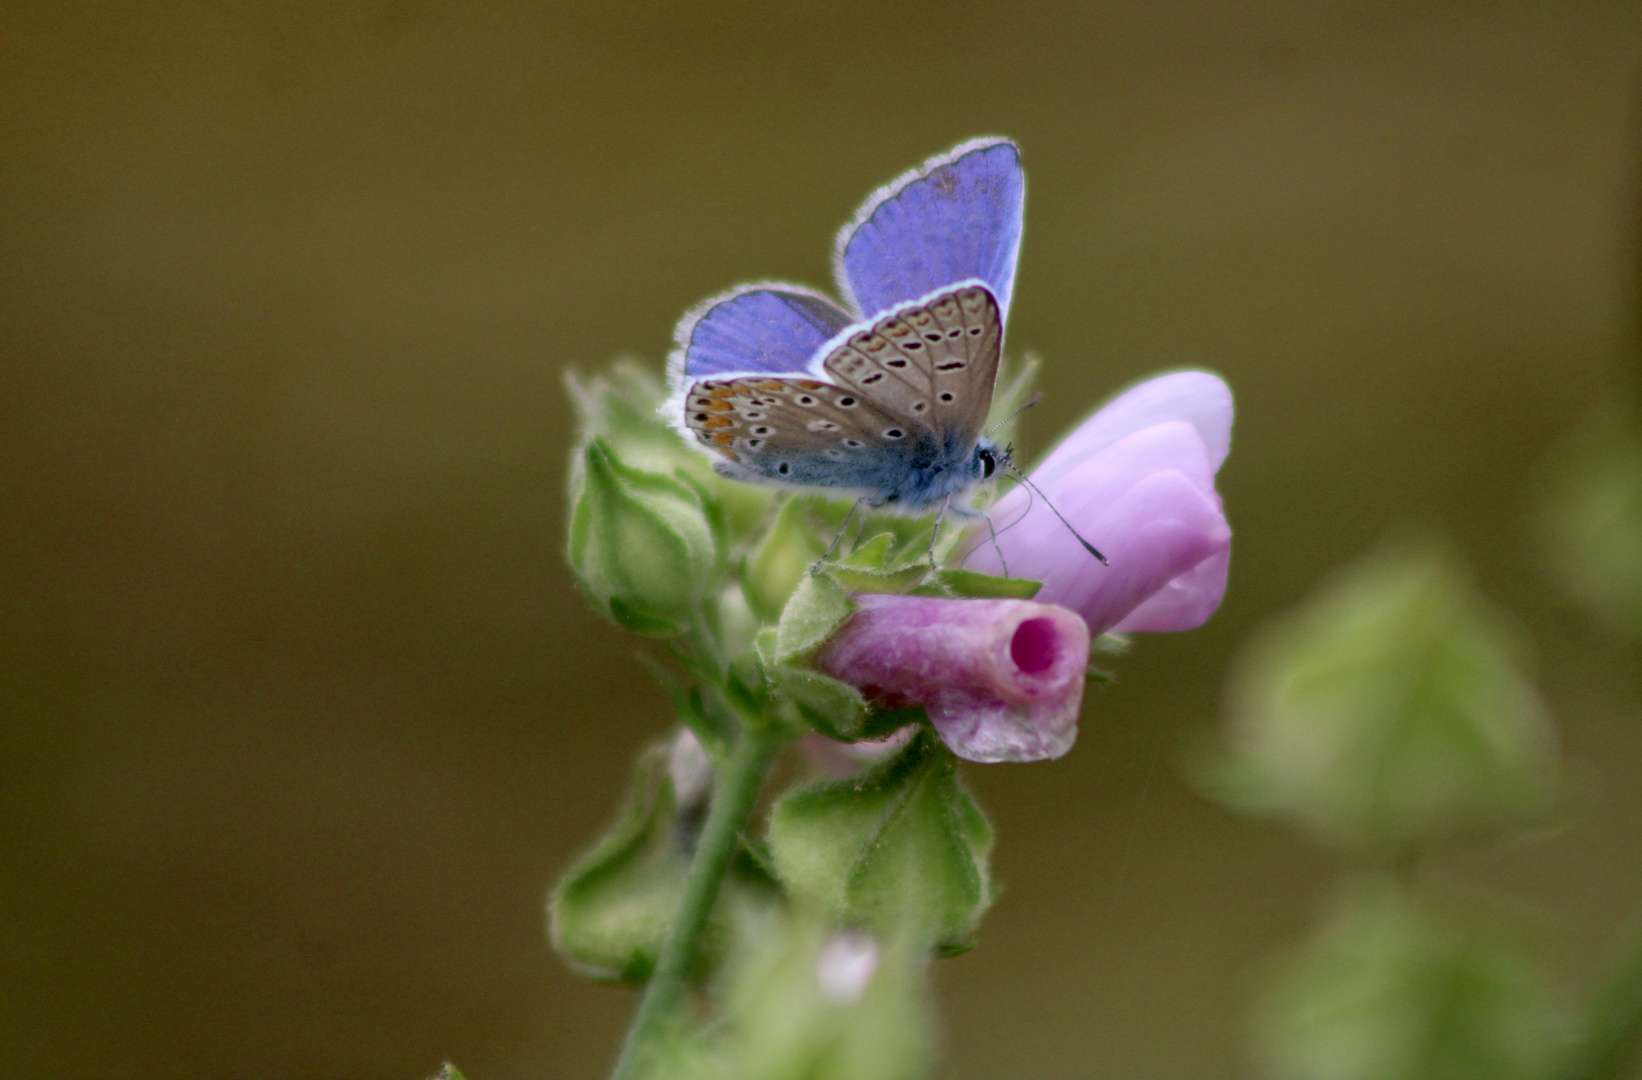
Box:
left=567, top=361, right=700, bottom=478
left=568, top=436, right=720, bottom=637
left=1212, top=544, right=1561, bottom=857
left=767, top=731, right=993, bottom=948
left=1256, top=882, right=1564, bottom=1080
left=549, top=737, right=777, bottom=983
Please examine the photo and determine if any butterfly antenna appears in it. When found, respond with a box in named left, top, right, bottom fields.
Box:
left=1005, top=463, right=1109, bottom=566
left=984, top=393, right=1043, bottom=440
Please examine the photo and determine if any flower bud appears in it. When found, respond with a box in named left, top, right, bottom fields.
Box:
left=568, top=436, right=720, bottom=637
left=817, top=595, right=1090, bottom=763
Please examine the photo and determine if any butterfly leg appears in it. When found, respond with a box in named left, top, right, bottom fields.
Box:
left=980, top=509, right=1009, bottom=578
left=939, top=503, right=1008, bottom=577
left=926, top=494, right=954, bottom=569
left=819, top=497, right=867, bottom=564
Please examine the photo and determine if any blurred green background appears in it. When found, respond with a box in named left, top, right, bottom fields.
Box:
left=4, top=2, right=1642, bottom=1077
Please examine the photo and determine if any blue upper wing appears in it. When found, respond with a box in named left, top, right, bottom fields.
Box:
left=833, top=138, right=1024, bottom=323
left=671, top=283, right=853, bottom=379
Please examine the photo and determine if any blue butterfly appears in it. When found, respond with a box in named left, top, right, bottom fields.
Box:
left=667, top=138, right=1025, bottom=524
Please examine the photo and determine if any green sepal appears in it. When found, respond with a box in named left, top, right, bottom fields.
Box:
left=549, top=740, right=776, bottom=984
left=767, top=731, right=994, bottom=947
left=771, top=665, right=868, bottom=741
left=609, top=596, right=685, bottom=638
left=911, top=568, right=1042, bottom=599
left=774, top=570, right=855, bottom=664
left=838, top=532, right=897, bottom=569
left=828, top=562, right=933, bottom=596
left=746, top=497, right=827, bottom=621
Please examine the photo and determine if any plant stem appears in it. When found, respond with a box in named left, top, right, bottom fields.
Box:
left=610, top=722, right=783, bottom=1079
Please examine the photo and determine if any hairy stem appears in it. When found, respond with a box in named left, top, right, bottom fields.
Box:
left=610, top=722, right=783, bottom=1079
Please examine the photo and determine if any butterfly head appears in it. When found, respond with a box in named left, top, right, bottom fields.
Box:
left=973, top=439, right=1008, bottom=484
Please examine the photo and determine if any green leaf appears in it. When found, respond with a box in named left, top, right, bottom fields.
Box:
left=1209, top=542, right=1563, bottom=857
left=549, top=740, right=776, bottom=984
left=767, top=732, right=993, bottom=947
left=774, top=570, right=855, bottom=663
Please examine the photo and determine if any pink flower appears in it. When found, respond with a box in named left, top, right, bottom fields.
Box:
left=817, top=595, right=1090, bottom=763
left=965, top=371, right=1234, bottom=636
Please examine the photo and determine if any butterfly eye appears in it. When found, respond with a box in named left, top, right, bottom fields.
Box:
left=979, top=448, right=997, bottom=478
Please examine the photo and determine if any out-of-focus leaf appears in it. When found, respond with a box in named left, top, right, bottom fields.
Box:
left=1210, top=543, right=1562, bottom=857
left=1539, top=408, right=1642, bottom=642
left=1256, top=882, right=1566, bottom=1080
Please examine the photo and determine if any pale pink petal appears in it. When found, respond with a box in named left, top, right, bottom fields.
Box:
left=817, top=595, right=1090, bottom=763
left=1111, top=545, right=1230, bottom=633
left=1030, top=371, right=1234, bottom=492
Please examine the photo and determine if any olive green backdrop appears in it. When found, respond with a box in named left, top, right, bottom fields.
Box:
left=3, top=2, right=1641, bottom=1077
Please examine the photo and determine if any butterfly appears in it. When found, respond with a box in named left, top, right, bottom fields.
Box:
left=666, top=138, right=1025, bottom=525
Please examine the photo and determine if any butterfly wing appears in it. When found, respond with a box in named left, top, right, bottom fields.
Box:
left=833, top=138, right=1024, bottom=322
left=682, top=374, right=916, bottom=491
left=681, top=283, right=1003, bottom=491
left=670, top=283, right=854, bottom=380
left=821, top=283, right=1002, bottom=449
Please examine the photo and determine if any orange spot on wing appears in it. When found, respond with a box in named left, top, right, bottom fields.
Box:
left=700, top=399, right=732, bottom=411
left=757, top=380, right=785, bottom=391
left=709, top=432, right=734, bottom=446
left=701, top=416, right=734, bottom=429
left=796, top=380, right=822, bottom=390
